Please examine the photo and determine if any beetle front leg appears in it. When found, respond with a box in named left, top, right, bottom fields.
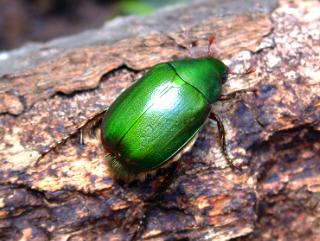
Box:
left=221, top=63, right=257, bottom=100
left=219, top=88, right=257, bottom=101
left=209, top=112, right=242, bottom=171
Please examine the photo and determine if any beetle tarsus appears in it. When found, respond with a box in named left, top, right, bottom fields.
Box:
left=209, top=112, right=242, bottom=172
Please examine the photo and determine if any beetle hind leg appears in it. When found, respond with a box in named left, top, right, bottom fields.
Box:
left=209, top=112, right=242, bottom=172
left=35, top=109, right=107, bottom=166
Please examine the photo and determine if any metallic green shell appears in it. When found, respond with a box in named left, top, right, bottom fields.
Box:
left=101, top=57, right=226, bottom=177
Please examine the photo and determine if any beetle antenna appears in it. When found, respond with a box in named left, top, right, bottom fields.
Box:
left=208, top=34, right=216, bottom=58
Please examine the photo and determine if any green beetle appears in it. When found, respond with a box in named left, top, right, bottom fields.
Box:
left=101, top=57, right=229, bottom=181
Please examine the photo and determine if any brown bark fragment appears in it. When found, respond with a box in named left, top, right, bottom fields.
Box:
left=0, top=0, right=319, bottom=240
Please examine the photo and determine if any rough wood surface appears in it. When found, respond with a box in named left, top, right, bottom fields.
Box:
left=0, top=0, right=319, bottom=240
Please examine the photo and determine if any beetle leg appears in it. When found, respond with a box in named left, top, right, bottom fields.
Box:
left=228, top=65, right=255, bottom=76
left=35, top=108, right=107, bottom=166
left=209, top=112, right=242, bottom=171
left=129, top=161, right=181, bottom=241
left=151, top=161, right=180, bottom=201
left=227, top=51, right=256, bottom=76
left=219, top=88, right=258, bottom=101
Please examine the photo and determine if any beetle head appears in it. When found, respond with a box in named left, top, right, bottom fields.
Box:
left=170, top=57, right=228, bottom=103
left=221, top=71, right=228, bottom=84
left=209, top=58, right=228, bottom=85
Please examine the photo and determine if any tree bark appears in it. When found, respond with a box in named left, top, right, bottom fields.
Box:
left=0, top=0, right=319, bottom=240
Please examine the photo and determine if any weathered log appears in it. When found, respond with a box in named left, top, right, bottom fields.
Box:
left=0, top=0, right=319, bottom=240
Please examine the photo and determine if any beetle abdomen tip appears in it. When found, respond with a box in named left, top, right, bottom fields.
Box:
left=106, top=156, right=139, bottom=182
